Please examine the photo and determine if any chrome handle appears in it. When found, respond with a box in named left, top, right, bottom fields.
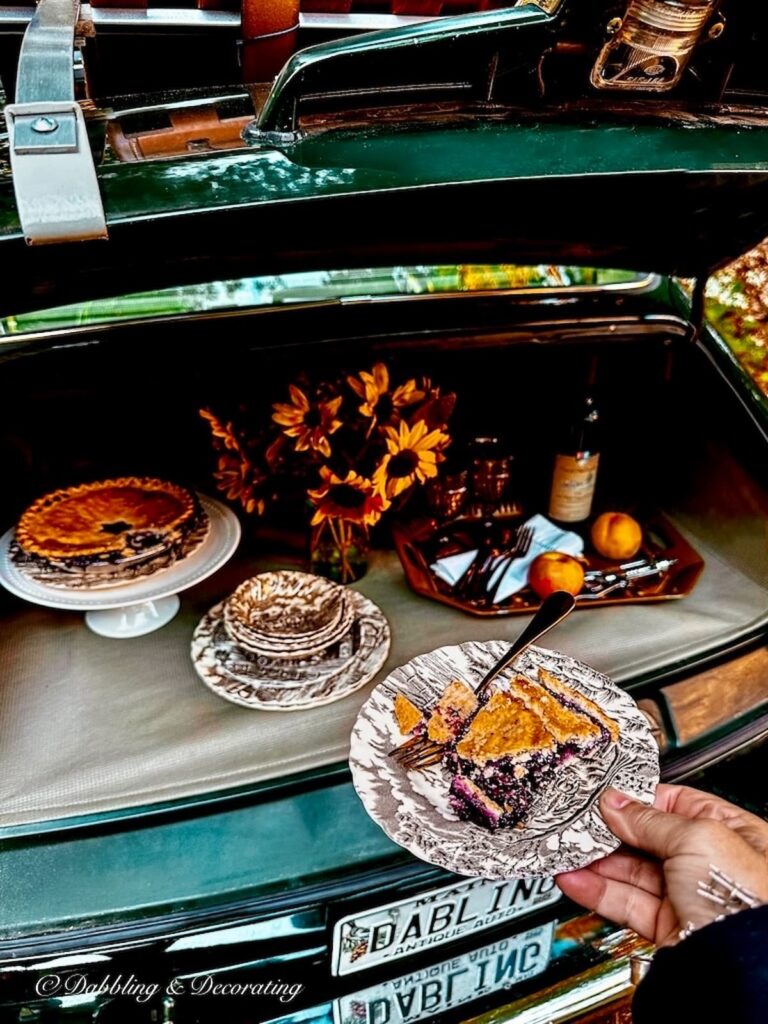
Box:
left=476, top=590, right=576, bottom=700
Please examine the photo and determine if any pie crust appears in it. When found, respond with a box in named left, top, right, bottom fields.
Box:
left=440, top=670, right=620, bottom=831
left=427, top=679, right=480, bottom=743
left=455, top=692, right=557, bottom=764
left=395, top=694, right=424, bottom=735
left=15, top=477, right=199, bottom=563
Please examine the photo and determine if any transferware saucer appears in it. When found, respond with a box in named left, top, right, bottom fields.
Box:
left=192, top=590, right=390, bottom=710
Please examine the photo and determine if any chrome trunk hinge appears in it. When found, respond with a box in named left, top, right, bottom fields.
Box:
left=4, top=0, right=107, bottom=244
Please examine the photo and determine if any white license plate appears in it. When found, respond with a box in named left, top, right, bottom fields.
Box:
left=332, top=875, right=559, bottom=976
left=333, top=920, right=554, bottom=1024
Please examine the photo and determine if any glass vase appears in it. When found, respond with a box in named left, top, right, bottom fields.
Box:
left=309, top=516, right=369, bottom=584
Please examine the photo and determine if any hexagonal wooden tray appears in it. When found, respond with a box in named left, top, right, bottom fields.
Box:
left=391, top=512, right=705, bottom=617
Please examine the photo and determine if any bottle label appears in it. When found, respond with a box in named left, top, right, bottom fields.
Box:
left=548, top=453, right=600, bottom=522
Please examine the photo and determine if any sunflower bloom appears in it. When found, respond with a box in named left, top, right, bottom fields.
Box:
left=214, top=453, right=266, bottom=516
left=373, top=420, right=449, bottom=498
left=347, top=362, right=423, bottom=428
left=272, top=384, right=342, bottom=458
left=199, top=408, right=240, bottom=452
left=308, top=467, right=389, bottom=527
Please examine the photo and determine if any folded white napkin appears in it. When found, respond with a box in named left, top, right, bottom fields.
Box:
left=430, top=513, right=584, bottom=603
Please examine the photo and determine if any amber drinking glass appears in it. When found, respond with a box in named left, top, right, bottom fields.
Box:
left=424, top=469, right=469, bottom=521
left=469, top=437, right=513, bottom=515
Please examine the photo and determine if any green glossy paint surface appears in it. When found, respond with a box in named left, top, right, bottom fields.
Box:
left=89, top=123, right=768, bottom=222
left=0, top=120, right=767, bottom=238
left=0, top=780, right=402, bottom=939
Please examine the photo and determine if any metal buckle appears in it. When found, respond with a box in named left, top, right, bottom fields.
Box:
left=6, top=99, right=108, bottom=245
left=8, top=101, right=79, bottom=154
left=7, top=0, right=107, bottom=245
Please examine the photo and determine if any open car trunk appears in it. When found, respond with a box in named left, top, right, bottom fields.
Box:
left=1, top=288, right=766, bottom=837
left=2, top=1, right=768, bottom=1018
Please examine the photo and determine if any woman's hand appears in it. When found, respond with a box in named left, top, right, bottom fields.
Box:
left=555, top=783, right=768, bottom=947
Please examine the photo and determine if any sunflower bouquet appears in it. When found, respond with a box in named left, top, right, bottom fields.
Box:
left=201, top=362, right=455, bottom=582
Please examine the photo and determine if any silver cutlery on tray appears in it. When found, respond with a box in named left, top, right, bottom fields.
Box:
left=579, top=557, right=678, bottom=599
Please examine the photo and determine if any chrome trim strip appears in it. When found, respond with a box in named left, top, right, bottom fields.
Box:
left=0, top=276, right=659, bottom=345
left=107, top=92, right=250, bottom=119
left=300, top=11, right=433, bottom=30
left=0, top=6, right=433, bottom=30
left=338, top=273, right=659, bottom=303
left=91, top=6, right=237, bottom=27
left=665, top=714, right=768, bottom=783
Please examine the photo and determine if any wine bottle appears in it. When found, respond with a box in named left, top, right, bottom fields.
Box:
left=548, top=393, right=600, bottom=524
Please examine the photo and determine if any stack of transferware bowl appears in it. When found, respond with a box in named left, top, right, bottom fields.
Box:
left=223, top=573, right=356, bottom=659
left=191, top=570, right=390, bottom=710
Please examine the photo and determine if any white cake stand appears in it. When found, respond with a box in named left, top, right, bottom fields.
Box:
left=0, top=494, right=241, bottom=638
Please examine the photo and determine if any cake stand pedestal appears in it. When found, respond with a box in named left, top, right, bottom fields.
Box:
left=0, top=494, right=240, bottom=638
left=85, top=595, right=182, bottom=638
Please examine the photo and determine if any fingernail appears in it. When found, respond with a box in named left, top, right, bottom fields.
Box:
left=602, top=787, right=632, bottom=811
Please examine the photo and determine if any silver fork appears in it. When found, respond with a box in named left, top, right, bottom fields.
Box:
left=455, top=522, right=517, bottom=599
left=485, top=524, right=534, bottom=605
left=461, top=524, right=534, bottom=603
left=389, top=590, right=576, bottom=771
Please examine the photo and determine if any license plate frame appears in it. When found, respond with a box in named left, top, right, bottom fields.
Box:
left=333, top=920, right=555, bottom=1024
left=331, top=875, right=559, bottom=976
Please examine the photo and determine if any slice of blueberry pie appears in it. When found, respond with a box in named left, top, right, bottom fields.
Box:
left=441, top=669, right=619, bottom=831
left=426, top=679, right=479, bottom=743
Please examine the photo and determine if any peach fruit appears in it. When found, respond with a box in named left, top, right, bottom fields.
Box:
left=591, top=512, right=643, bottom=561
left=528, top=552, right=585, bottom=598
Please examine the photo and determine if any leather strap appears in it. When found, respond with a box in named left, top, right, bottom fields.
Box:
left=9, top=0, right=107, bottom=243
left=301, top=0, right=351, bottom=10
left=240, top=0, right=299, bottom=82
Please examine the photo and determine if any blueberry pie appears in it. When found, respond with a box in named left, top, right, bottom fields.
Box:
left=447, top=670, right=618, bottom=830
left=394, top=668, right=619, bottom=831
left=12, top=477, right=208, bottom=588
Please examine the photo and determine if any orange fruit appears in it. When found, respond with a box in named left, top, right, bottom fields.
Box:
left=528, top=552, right=585, bottom=598
left=591, top=512, right=643, bottom=560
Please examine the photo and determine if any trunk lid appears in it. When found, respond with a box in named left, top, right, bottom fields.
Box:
left=2, top=1, right=768, bottom=312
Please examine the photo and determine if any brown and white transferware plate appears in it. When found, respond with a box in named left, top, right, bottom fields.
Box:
left=349, top=643, right=659, bottom=879
left=192, top=590, right=390, bottom=710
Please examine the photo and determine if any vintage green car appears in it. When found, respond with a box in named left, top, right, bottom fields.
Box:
left=0, top=1, right=767, bottom=1022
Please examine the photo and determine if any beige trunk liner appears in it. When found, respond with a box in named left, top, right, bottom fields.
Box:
left=1, top=513, right=766, bottom=828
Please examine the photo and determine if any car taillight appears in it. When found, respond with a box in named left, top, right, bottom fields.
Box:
left=591, top=0, right=719, bottom=92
